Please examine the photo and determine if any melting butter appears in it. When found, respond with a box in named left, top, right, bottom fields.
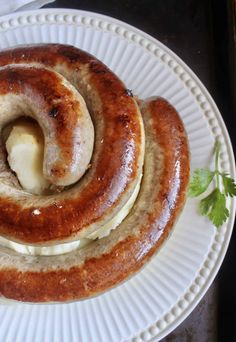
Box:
left=6, top=121, right=50, bottom=195
left=0, top=176, right=141, bottom=256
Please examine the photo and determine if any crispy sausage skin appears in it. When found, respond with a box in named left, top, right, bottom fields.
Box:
left=0, top=65, right=94, bottom=186
left=0, top=94, right=189, bottom=302
left=0, top=44, right=144, bottom=244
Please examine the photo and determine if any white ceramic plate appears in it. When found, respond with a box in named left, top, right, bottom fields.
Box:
left=0, top=9, right=235, bottom=342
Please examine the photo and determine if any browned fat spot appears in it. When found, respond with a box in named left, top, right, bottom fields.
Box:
left=116, top=114, right=130, bottom=126
left=58, top=49, right=82, bottom=63
left=89, top=61, right=108, bottom=74
left=57, top=46, right=89, bottom=64
left=4, top=69, right=19, bottom=82
left=125, top=89, right=133, bottom=97
left=48, top=107, right=59, bottom=118
left=51, top=167, right=66, bottom=178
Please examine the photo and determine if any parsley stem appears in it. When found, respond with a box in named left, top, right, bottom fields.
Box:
left=215, top=141, right=221, bottom=189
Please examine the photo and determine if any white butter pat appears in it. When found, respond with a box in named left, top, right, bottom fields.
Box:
left=88, top=175, right=141, bottom=239
left=6, top=121, right=50, bottom=195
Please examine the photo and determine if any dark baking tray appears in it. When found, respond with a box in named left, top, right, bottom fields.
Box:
left=44, top=1, right=236, bottom=340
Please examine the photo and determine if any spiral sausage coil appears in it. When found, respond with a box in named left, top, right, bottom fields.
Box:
left=0, top=44, right=189, bottom=303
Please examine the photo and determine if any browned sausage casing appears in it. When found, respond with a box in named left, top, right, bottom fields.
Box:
left=0, top=45, right=189, bottom=303
left=0, top=44, right=144, bottom=245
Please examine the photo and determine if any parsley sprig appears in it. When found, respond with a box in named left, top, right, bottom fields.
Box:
left=188, top=141, right=236, bottom=228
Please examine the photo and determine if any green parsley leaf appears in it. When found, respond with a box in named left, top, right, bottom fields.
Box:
left=199, top=188, right=229, bottom=228
left=221, top=173, right=236, bottom=197
left=188, top=169, right=215, bottom=197
left=189, top=140, right=235, bottom=228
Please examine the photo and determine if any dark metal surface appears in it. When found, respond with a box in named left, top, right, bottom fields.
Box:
left=43, top=1, right=235, bottom=340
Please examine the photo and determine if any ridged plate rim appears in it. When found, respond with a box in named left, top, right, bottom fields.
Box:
left=0, top=8, right=235, bottom=341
